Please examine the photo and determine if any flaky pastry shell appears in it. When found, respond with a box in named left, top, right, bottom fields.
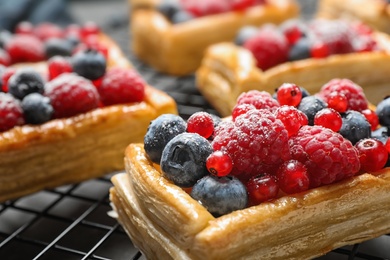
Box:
left=130, top=0, right=299, bottom=76
left=0, top=34, right=178, bottom=203
left=196, top=32, right=390, bottom=117
left=317, top=0, right=390, bottom=34
left=110, top=143, right=390, bottom=259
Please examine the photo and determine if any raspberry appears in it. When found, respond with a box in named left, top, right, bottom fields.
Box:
left=34, top=22, right=64, bottom=41
left=186, top=111, right=214, bottom=138
left=319, top=78, right=368, bottom=111
left=355, top=138, right=388, bottom=173
left=236, top=90, right=279, bottom=112
left=47, top=56, right=73, bottom=80
left=0, top=93, right=25, bottom=132
left=98, top=67, right=146, bottom=106
left=231, top=103, right=256, bottom=121
left=289, top=125, right=360, bottom=188
left=243, top=26, right=289, bottom=70
left=5, top=34, right=45, bottom=63
left=212, top=109, right=290, bottom=181
left=44, top=73, right=99, bottom=118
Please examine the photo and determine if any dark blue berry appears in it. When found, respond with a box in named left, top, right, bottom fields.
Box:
left=71, top=49, right=106, bottom=80
left=157, top=1, right=181, bottom=20
left=372, top=126, right=389, bottom=144
left=297, top=95, right=327, bottom=125
left=8, top=68, right=45, bottom=100
left=160, top=133, right=212, bottom=187
left=376, top=97, right=390, bottom=127
left=0, top=30, right=11, bottom=49
left=44, top=38, right=73, bottom=59
left=190, top=175, right=248, bottom=217
left=144, top=114, right=187, bottom=163
left=171, top=10, right=194, bottom=24
left=21, top=93, right=53, bottom=124
left=234, top=26, right=258, bottom=46
left=339, top=110, right=371, bottom=144
left=288, top=37, right=311, bottom=61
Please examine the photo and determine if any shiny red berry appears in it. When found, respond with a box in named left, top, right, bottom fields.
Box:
left=310, top=42, right=329, bottom=58
left=231, top=103, right=256, bottom=121
left=276, top=83, right=302, bottom=107
left=187, top=111, right=214, bottom=138
left=246, top=174, right=279, bottom=206
left=276, top=160, right=310, bottom=194
left=274, top=105, right=308, bottom=137
left=355, top=138, right=388, bottom=172
left=326, top=91, right=348, bottom=113
left=314, top=108, right=342, bottom=132
left=231, top=0, right=256, bottom=11
left=206, top=151, right=233, bottom=177
left=361, top=109, right=379, bottom=131
left=1, top=68, right=17, bottom=92
left=48, top=56, right=73, bottom=80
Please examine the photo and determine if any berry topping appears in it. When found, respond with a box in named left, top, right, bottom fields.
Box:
left=318, top=78, right=368, bottom=112
left=7, top=68, right=45, bottom=100
left=246, top=174, right=279, bottom=206
left=47, top=56, right=73, bottom=80
left=71, top=49, right=106, bottom=80
left=297, top=95, right=327, bottom=125
left=0, top=49, right=11, bottom=66
left=186, top=111, right=214, bottom=138
left=288, top=37, right=311, bottom=61
left=190, top=175, right=248, bottom=217
left=234, top=26, right=258, bottom=46
left=235, top=90, right=279, bottom=112
left=324, top=91, right=348, bottom=113
left=243, top=26, right=289, bottom=71
left=44, top=38, right=73, bottom=59
left=274, top=105, right=308, bottom=137
left=33, top=22, right=64, bottom=41
left=0, top=93, right=25, bottom=131
left=160, top=133, right=213, bottom=187
left=289, top=125, right=360, bottom=188
left=212, top=109, right=290, bottom=181
left=339, top=110, right=371, bottom=144
left=98, top=67, right=146, bottom=106
left=276, top=159, right=310, bottom=194
left=144, top=114, right=187, bottom=163
left=280, top=19, right=307, bottom=46
left=21, top=93, right=53, bottom=124
left=206, top=150, right=233, bottom=177
left=276, top=83, right=302, bottom=107
left=44, top=73, right=100, bottom=118
left=5, top=34, right=45, bottom=63
left=231, top=103, right=256, bottom=121
left=376, top=97, right=390, bottom=127
left=313, top=108, right=342, bottom=132
left=355, top=138, right=389, bottom=173
left=361, top=108, right=379, bottom=131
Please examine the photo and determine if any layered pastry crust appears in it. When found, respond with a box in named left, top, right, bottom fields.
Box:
left=317, top=0, right=390, bottom=34
left=196, top=32, right=390, bottom=117
left=110, top=143, right=390, bottom=259
left=0, top=35, right=178, bottom=203
left=130, top=0, right=299, bottom=75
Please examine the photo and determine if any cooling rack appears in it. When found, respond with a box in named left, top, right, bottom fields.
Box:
left=1, top=0, right=390, bottom=259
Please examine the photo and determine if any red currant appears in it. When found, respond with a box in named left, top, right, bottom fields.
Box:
left=276, top=83, right=302, bottom=107
left=361, top=109, right=379, bottom=131
left=48, top=56, right=73, bottom=80
left=246, top=174, right=279, bottom=206
left=187, top=111, right=214, bottom=138
left=355, top=138, right=388, bottom=172
left=314, top=108, right=342, bottom=132
left=206, top=151, right=233, bottom=177
left=310, top=42, right=329, bottom=58
left=274, top=105, right=308, bottom=137
left=325, top=91, right=348, bottom=113
left=276, top=160, right=310, bottom=194
left=81, top=21, right=101, bottom=39
left=232, top=103, right=256, bottom=121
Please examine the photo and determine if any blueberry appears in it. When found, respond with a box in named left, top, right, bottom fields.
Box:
left=297, top=95, right=327, bottom=125
left=372, top=126, right=389, bottom=144
left=288, top=37, right=311, bottom=61
left=0, top=30, right=11, bottom=49
left=144, top=114, right=187, bottom=163
left=171, top=10, right=194, bottom=24
left=71, top=49, right=106, bottom=80
left=21, top=93, right=53, bottom=124
left=8, top=68, right=45, bottom=100
left=234, top=26, right=258, bottom=46
left=157, top=1, right=181, bottom=20
left=376, top=97, right=390, bottom=127
left=190, top=175, right=248, bottom=217
left=160, top=133, right=213, bottom=187
left=339, top=110, right=371, bottom=144
left=44, top=38, right=73, bottom=59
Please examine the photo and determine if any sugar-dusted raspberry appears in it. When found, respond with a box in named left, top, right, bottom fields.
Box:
left=212, top=109, right=290, bottom=181
left=34, top=22, right=64, bottom=41
left=0, top=93, right=25, bottom=132
left=232, top=103, right=256, bottom=121
left=5, top=34, right=45, bottom=63
left=319, top=78, right=368, bottom=112
left=44, top=73, right=99, bottom=118
left=236, top=90, right=279, bottom=112
left=289, top=125, right=360, bottom=188
left=48, top=56, right=73, bottom=80
left=243, top=26, right=289, bottom=70
left=98, top=67, right=145, bottom=106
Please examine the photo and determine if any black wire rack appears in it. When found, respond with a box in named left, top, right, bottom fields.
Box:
left=1, top=0, right=390, bottom=259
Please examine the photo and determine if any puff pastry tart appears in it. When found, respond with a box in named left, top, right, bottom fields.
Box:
left=196, top=19, right=390, bottom=117
left=0, top=23, right=177, bottom=202
left=317, top=0, right=390, bottom=34
left=130, top=0, right=299, bottom=76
